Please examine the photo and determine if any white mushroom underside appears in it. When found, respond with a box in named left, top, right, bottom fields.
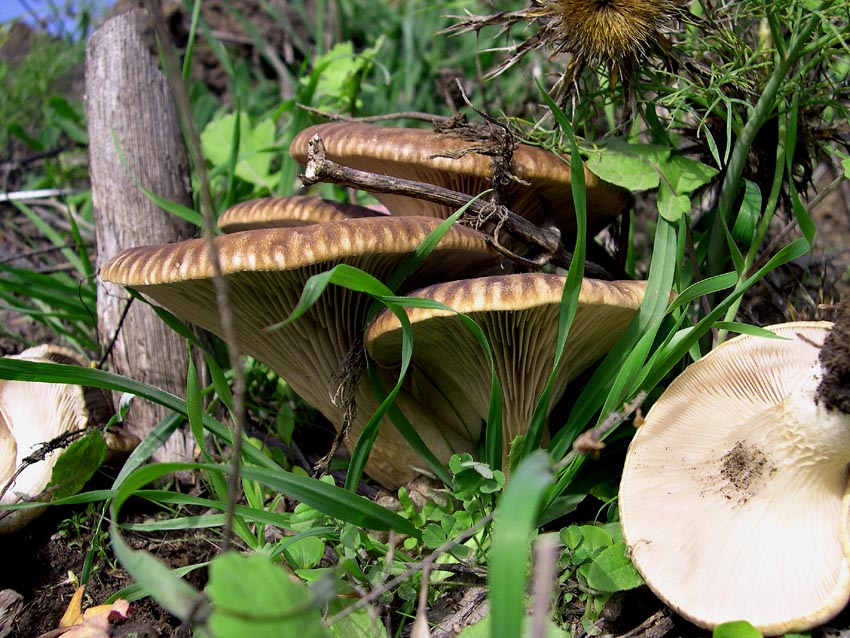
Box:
left=0, top=407, right=16, bottom=486
left=620, top=322, right=850, bottom=634
left=0, top=353, right=89, bottom=533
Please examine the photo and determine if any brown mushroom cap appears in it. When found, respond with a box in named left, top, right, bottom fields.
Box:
left=619, top=322, right=850, bottom=634
left=366, top=274, right=646, bottom=464
left=0, top=345, right=98, bottom=532
left=100, top=217, right=504, bottom=487
left=289, top=122, right=630, bottom=234
left=218, top=196, right=386, bottom=233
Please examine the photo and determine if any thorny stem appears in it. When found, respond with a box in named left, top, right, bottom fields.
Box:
left=302, top=135, right=612, bottom=277
left=707, top=4, right=827, bottom=280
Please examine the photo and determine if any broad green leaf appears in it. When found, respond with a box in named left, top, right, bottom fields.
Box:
left=580, top=542, right=643, bottom=593
left=657, top=184, right=691, bottom=222
left=562, top=524, right=612, bottom=558
left=274, top=528, right=338, bottom=560
left=203, top=551, right=328, bottom=638
left=422, top=523, right=447, bottom=549
left=666, top=154, right=719, bottom=193
left=713, top=620, right=763, bottom=638
left=450, top=453, right=504, bottom=501
left=326, top=598, right=386, bottom=638
left=48, top=431, right=107, bottom=499
left=282, top=535, right=325, bottom=570
left=275, top=404, right=295, bottom=444
left=201, top=113, right=278, bottom=188
left=303, top=39, right=383, bottom=112
left=583, top=144, right=668, bottom=191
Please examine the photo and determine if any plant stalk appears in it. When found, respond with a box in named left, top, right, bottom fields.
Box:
left=706, top=4, right=825, bottom=281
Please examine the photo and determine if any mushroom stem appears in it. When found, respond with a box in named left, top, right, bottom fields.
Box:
left=301, top=135, right=606, bottom=274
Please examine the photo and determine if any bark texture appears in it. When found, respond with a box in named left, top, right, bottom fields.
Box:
left=86, top=9, right=196, bottom=468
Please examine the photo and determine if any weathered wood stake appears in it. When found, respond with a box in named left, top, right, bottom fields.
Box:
left=86, top=10, right=196, bottom=470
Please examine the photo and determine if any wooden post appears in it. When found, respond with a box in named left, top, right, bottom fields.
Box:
left=86, top=9, right=197, bottom=470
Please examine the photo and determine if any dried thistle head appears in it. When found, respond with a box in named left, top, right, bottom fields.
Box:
left=542, top=0, right=670, bottom=61
left=446, top=0, right=678, bottom=102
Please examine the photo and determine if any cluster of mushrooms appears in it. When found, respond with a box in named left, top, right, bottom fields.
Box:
left=100, top=121, right=647, bottom=486
left=99, top=121, right=850, bottom=634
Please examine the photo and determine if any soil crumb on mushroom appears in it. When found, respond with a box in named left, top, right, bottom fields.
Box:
left=718, top=440, right=776, bottom=506
left=817, top=300, right=850, bottom=415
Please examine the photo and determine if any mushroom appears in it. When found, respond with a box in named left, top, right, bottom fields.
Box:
left=99, top=216, right=505, bottom=487
left=0, top=345, right=113, bottom=533
left=289, top=122, right=629, bottom=235
left=366, top=274, right=647, bottom=467
left=218, top=195, right=386, bottom=233
left=619, top=320, right=850, bottom=634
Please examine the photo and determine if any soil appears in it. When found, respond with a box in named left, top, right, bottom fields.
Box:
left=818, top=299, right=850, bottom=414
left=4, top=496, right=216, bottom=637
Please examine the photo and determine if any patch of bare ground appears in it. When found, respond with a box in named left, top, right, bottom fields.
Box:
left=3, top=499, right=216, bottom=637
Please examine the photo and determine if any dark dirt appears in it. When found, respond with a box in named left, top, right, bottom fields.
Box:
left=3, top=494, right=216, bottom=638
left=818, top=299, right=850, bottom=414
left=718, top=440, right=776, bottom=506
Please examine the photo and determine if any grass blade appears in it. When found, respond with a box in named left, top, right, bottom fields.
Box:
left=489, top=451, right=553, bottom=638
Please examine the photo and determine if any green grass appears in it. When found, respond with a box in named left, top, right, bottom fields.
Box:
left=1, top=0, right=848, bottom=636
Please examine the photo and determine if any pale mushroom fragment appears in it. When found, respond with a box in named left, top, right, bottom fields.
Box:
left=290, top=122, right=629, bottom=234
left=366, top=274, right=646, bottom=467
left=218, top=195, right=385, bottom=233
left=0, top=345, right=112, bottom=533
left=100, top=217, right=504, bottom=487
left=619, top=321, right=850, bottom=634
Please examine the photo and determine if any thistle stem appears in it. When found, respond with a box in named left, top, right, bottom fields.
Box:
left=706, top=4, right=826, bottom=285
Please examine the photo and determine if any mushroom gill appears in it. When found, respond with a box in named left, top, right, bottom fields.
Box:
left=366, top=273, right=647, bottom=469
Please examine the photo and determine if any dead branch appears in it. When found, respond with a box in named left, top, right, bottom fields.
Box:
left=301, top=134, right=606, bottom=274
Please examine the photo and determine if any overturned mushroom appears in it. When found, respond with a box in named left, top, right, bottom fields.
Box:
left=218, top=195, right=385, bottom=233
left=290, top=122, right=630, bottom=235
left=0, top=345, right=113, bottom=533
left=366, top=274, right=646, bottom=467
left=100, top=217, right=504, bottom=487
left=619, top=320, right=850, bottom=634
